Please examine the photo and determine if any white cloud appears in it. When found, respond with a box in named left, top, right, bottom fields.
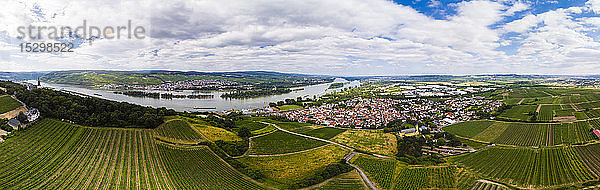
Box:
left=588, top=0, right=600, bottom=14
left=0, top=0, right=599, bottom=75
left=505, top=1, right=530, bottom=16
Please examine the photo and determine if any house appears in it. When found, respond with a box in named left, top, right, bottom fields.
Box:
left=399, top=128, right=419, bottom=137
left=7, top=118, right=20, bottom=129
left=25, top=108, right=40, bottom=122
left=593, top=130, right=600, bottom=138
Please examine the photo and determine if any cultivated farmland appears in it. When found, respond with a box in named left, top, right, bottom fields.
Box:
left=157, top=145, right=265, bottom=189
left=153, top=119, right=205, bottom=143
left=312, top=170, right=367, bottom=190
left=0, top=119, right=264, bottom=189
left=451, top=146, right=596, bottom=188
left=351, top=154, right=467, bottom=190
left=333, top=130, right=397, bottom=156
left=238, top=145, right=349, bottom=185
left=0, top=95, right=22, bottom=114
left=248, top=130, right=327, bottom=155
left=445, top=121, right=596, bottom=146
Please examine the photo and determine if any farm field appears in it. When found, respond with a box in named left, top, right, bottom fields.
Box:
left=350, top=154, right=398, bottom=189
left=248, top=130, right=327, bottom=155
left=455, top=168, right=480, bottom=189
left=238, top=145, right=349, bottom=186
left=153, top=119, right=205, bottom=143
left=0, top=95, right=22, bottom=114
left=497, top=105, right=537, bottom=121
left=251, top=124, right=277, bottom=136
left=538, top=105, right=561, bottom=121
left=332, top=130, right=397, bottom=156
left=279, top=104, right=303, bottom=111
left=193, top=124, right=242, bottom=142
left=157, top=145, right=265, bottom=189
left=450, top=146, right=597, bottom=188
left=351, top=154, right=465, bottom=190
left=235, top=119, right=268, bottom=131
left=300, top=127, right=346, bottom=140
left=0, top=118, right=264, bottom=189
left=445, top=121, right=597, bottom=146
left=502, top=88, right=549, bottom=98
left=471, top=181, right=510, bottom=190
left=573, top=143, right=600, bottom=176
left=393, top=166, right=456, bottom=190
left=442, top=120, right=497, bottom=138
left=311, top=170, right=367, bottom=190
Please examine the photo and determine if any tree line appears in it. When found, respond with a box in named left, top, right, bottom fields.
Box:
left=0, top=81, right=177, bottom=128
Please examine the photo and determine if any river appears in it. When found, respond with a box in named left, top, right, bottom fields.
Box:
left=31, top=78, right=360, bottom=112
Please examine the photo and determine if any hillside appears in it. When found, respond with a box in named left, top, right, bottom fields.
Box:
left=0, top=118, right=266, bottom=189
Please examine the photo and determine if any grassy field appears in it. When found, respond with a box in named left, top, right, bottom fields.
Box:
left=332, top=130, right=397, bottom=156
left=279, top=105, right=303, bottom=111
left=238, top=145, right=349, bottom=185
left=0, top=118, right=264, bottom=189
left=451, top=146, right=597, bottom=188
left=300, top=127, right=346, bottom=140
left=193, top=125, right=242, bottom=142
left=457, top=137, right=488, bottom=149
left=248, top=130, right=327, bottom=155
left=251, top=124, right=277, bottom=136
left=235, top=119, right=268, bottom=131
left=0, top=95, right=22, bottom=114
left=153, top=119, right=205, bottom=143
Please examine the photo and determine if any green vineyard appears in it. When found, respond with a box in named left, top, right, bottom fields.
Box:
left=451, top=146, right=597, bottom=188
left=0, top=95, right=21, bottom=114
left=153, top=119, right=205, bottom=142
left=315, top=170, right=366, bottom=190
left=248, top=130, right=327, bottom=155
left=445, top=120, right=597, bottom=147
left=0, top=119, right=264, bottom=189
left=157, top=145, right=265, bottom=189
left=351, top=154, right=465, bottom=190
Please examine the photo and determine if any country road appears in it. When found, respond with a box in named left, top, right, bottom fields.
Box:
left=259, top=122, right=378, bottom=190
left=344, top=152, right=378, bottom=190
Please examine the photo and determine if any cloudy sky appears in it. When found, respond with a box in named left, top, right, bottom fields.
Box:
left=1, top=0, right=599, bottom=76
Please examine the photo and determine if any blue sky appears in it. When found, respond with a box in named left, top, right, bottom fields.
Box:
left=1, top=0, right=600, bottom=76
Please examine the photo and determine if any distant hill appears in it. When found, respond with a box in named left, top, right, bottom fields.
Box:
left=0, top=72, right=48, bottom=81
left=40, top=70, right=335, bottom=86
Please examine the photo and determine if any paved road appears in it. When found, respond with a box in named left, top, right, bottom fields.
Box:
left=260, top=121, right=378, bottom=190
left=344, top=152, right=378, bottom=190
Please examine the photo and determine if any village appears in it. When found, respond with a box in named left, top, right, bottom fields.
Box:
left=275, top=96, right=504, bottom=135
left=96, top=79, right=244, bottom=91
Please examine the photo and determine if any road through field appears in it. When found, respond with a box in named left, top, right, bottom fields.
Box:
left=260, top=122, right=378, bottom=190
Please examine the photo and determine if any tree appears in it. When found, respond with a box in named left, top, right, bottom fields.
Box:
left=17, top=112, right=28, bottom=124
left=237, top=127, right=251, bottom=138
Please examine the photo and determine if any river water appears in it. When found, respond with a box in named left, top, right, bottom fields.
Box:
left=32, top=78, right=359, bottom=111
